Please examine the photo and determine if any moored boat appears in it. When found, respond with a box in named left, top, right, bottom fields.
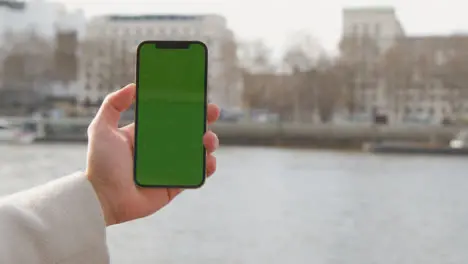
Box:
left=0, top=119, right=37, bottom=144
left=363, top=129, right=468, bottom=155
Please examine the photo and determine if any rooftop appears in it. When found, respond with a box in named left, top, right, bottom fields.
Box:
left=393, top=34, right=468, bottom=55
left=343, top=6, right=396, bottom=14
left=106, top=14, right=205, bottom=22
left=404, top=34, right=468, bottom=40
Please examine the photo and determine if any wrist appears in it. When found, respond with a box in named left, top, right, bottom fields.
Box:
left=86, top=171, right=117, bottom=226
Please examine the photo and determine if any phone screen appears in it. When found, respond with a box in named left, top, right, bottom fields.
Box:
left=134, top=41, right=207, bottom=188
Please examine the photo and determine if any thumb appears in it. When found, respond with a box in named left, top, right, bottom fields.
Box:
left=95, top=83, right=136, bottom=127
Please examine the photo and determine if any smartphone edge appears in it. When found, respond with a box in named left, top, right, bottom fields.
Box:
left=133, top=40, right=209, bottom=189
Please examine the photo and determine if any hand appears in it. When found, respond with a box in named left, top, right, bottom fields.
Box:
left=85, top=83, right=220, bottom=226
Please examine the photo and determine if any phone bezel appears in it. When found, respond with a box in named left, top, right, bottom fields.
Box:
left=133, top=40, right=208, bottom=189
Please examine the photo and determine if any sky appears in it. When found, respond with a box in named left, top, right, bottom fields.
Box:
left=59, top=0, right=468, bottom=55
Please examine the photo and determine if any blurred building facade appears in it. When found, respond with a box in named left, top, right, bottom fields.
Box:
left=342, top=7, right=405, bottom=56
left=340, top=7, right=405, bottom=121
left=340, top=7, right=468, bottom=124
left=78, top=14, right=244, bottom=110
left=0, top=0, right=85, bottom=41
left=0, top=0, right=85, bottom=115
left=381, top=36, right=468, bottom=124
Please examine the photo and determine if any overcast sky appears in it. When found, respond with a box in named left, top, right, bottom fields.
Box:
left=58, top=0, right=468, bottom=54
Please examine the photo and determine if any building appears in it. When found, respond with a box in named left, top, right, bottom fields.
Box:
left=339, top=7, right=468, bottom=124
left=339, top=7, right=405, bottom=120
left=0, top=0, right=85, bottom=41
left=78, top=14, right=244, bottom=110
left=0, top=0, right=85, bottom=115
left=380, top=35, right=468, bottom=123
left=0, top=0, right=85, bottom=55
left=341, top=7, right=405, bottom=57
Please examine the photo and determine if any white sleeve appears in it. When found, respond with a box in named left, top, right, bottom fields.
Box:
left=0, top=172, right=109, bottom=264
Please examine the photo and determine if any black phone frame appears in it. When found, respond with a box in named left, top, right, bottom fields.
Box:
left=133, top=40, right=208, bottom=189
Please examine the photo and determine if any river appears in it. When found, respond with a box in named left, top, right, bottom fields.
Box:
left=1, top=144, right=468, bottom=264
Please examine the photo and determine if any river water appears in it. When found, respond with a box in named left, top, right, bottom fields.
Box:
left=1, top=144, right=468, bottom=264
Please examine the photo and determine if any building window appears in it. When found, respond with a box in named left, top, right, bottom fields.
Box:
left=426, top=82, right=433, bottom=89
left=404, top=107, right=411, bottom=114
left=435, top=50, right=445, bottom=65
left=375, top=24, right=381, bottom=37
left=428, top=107, right=434, bottom=116
left=352, top=24, right=358, bottom=35
left=83, top=97, right=92, bottom=108
left=98, top=48, right=105, bottom=56
left=362, top=23, right=368, bottom=36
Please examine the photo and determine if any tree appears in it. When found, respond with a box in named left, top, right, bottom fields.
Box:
left=338, top=33, right=381, bottom=116
left=437, top=36, right=468, bottom=118
left=314, top=58, right=345, bottom=123
left=332, top=58, right=362, bottom=116
left=1, top=32, right=54, bottom=88
left=379, top=43, right=414, bottom=121
left=237, top=39, right=274, bottom=73
left=238, top=40, right=277, bottom=112
left=210, top=35, right=244, bottom=109
left=283, top=30, right=323, bottom=72
left=280, top=32, right=326, bottom=122
left=0, top=31, right=54, bottom=114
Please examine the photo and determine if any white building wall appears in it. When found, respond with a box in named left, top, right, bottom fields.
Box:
left=340, top=7, right=406, bottom=120
left=340, top=7, right=468, bottom=125
left=80, top=14, right=244, bottom=110
left=342, top=7, right=405, bottom=53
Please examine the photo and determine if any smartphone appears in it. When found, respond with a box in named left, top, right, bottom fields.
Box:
left=134, top=41, right=208, bottom=188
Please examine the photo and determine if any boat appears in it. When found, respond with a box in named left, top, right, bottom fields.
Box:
left=0, top=119, right=37, bottom=144
left=363, top=129, right=468, bottom=155
left=449, top=130, right=468, bottom=149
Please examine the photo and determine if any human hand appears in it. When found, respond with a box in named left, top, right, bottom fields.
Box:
left=85, top=83, right=220, bottom=226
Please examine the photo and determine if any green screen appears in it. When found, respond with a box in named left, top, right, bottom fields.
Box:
left=134, top=41, right=207, bottom=188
